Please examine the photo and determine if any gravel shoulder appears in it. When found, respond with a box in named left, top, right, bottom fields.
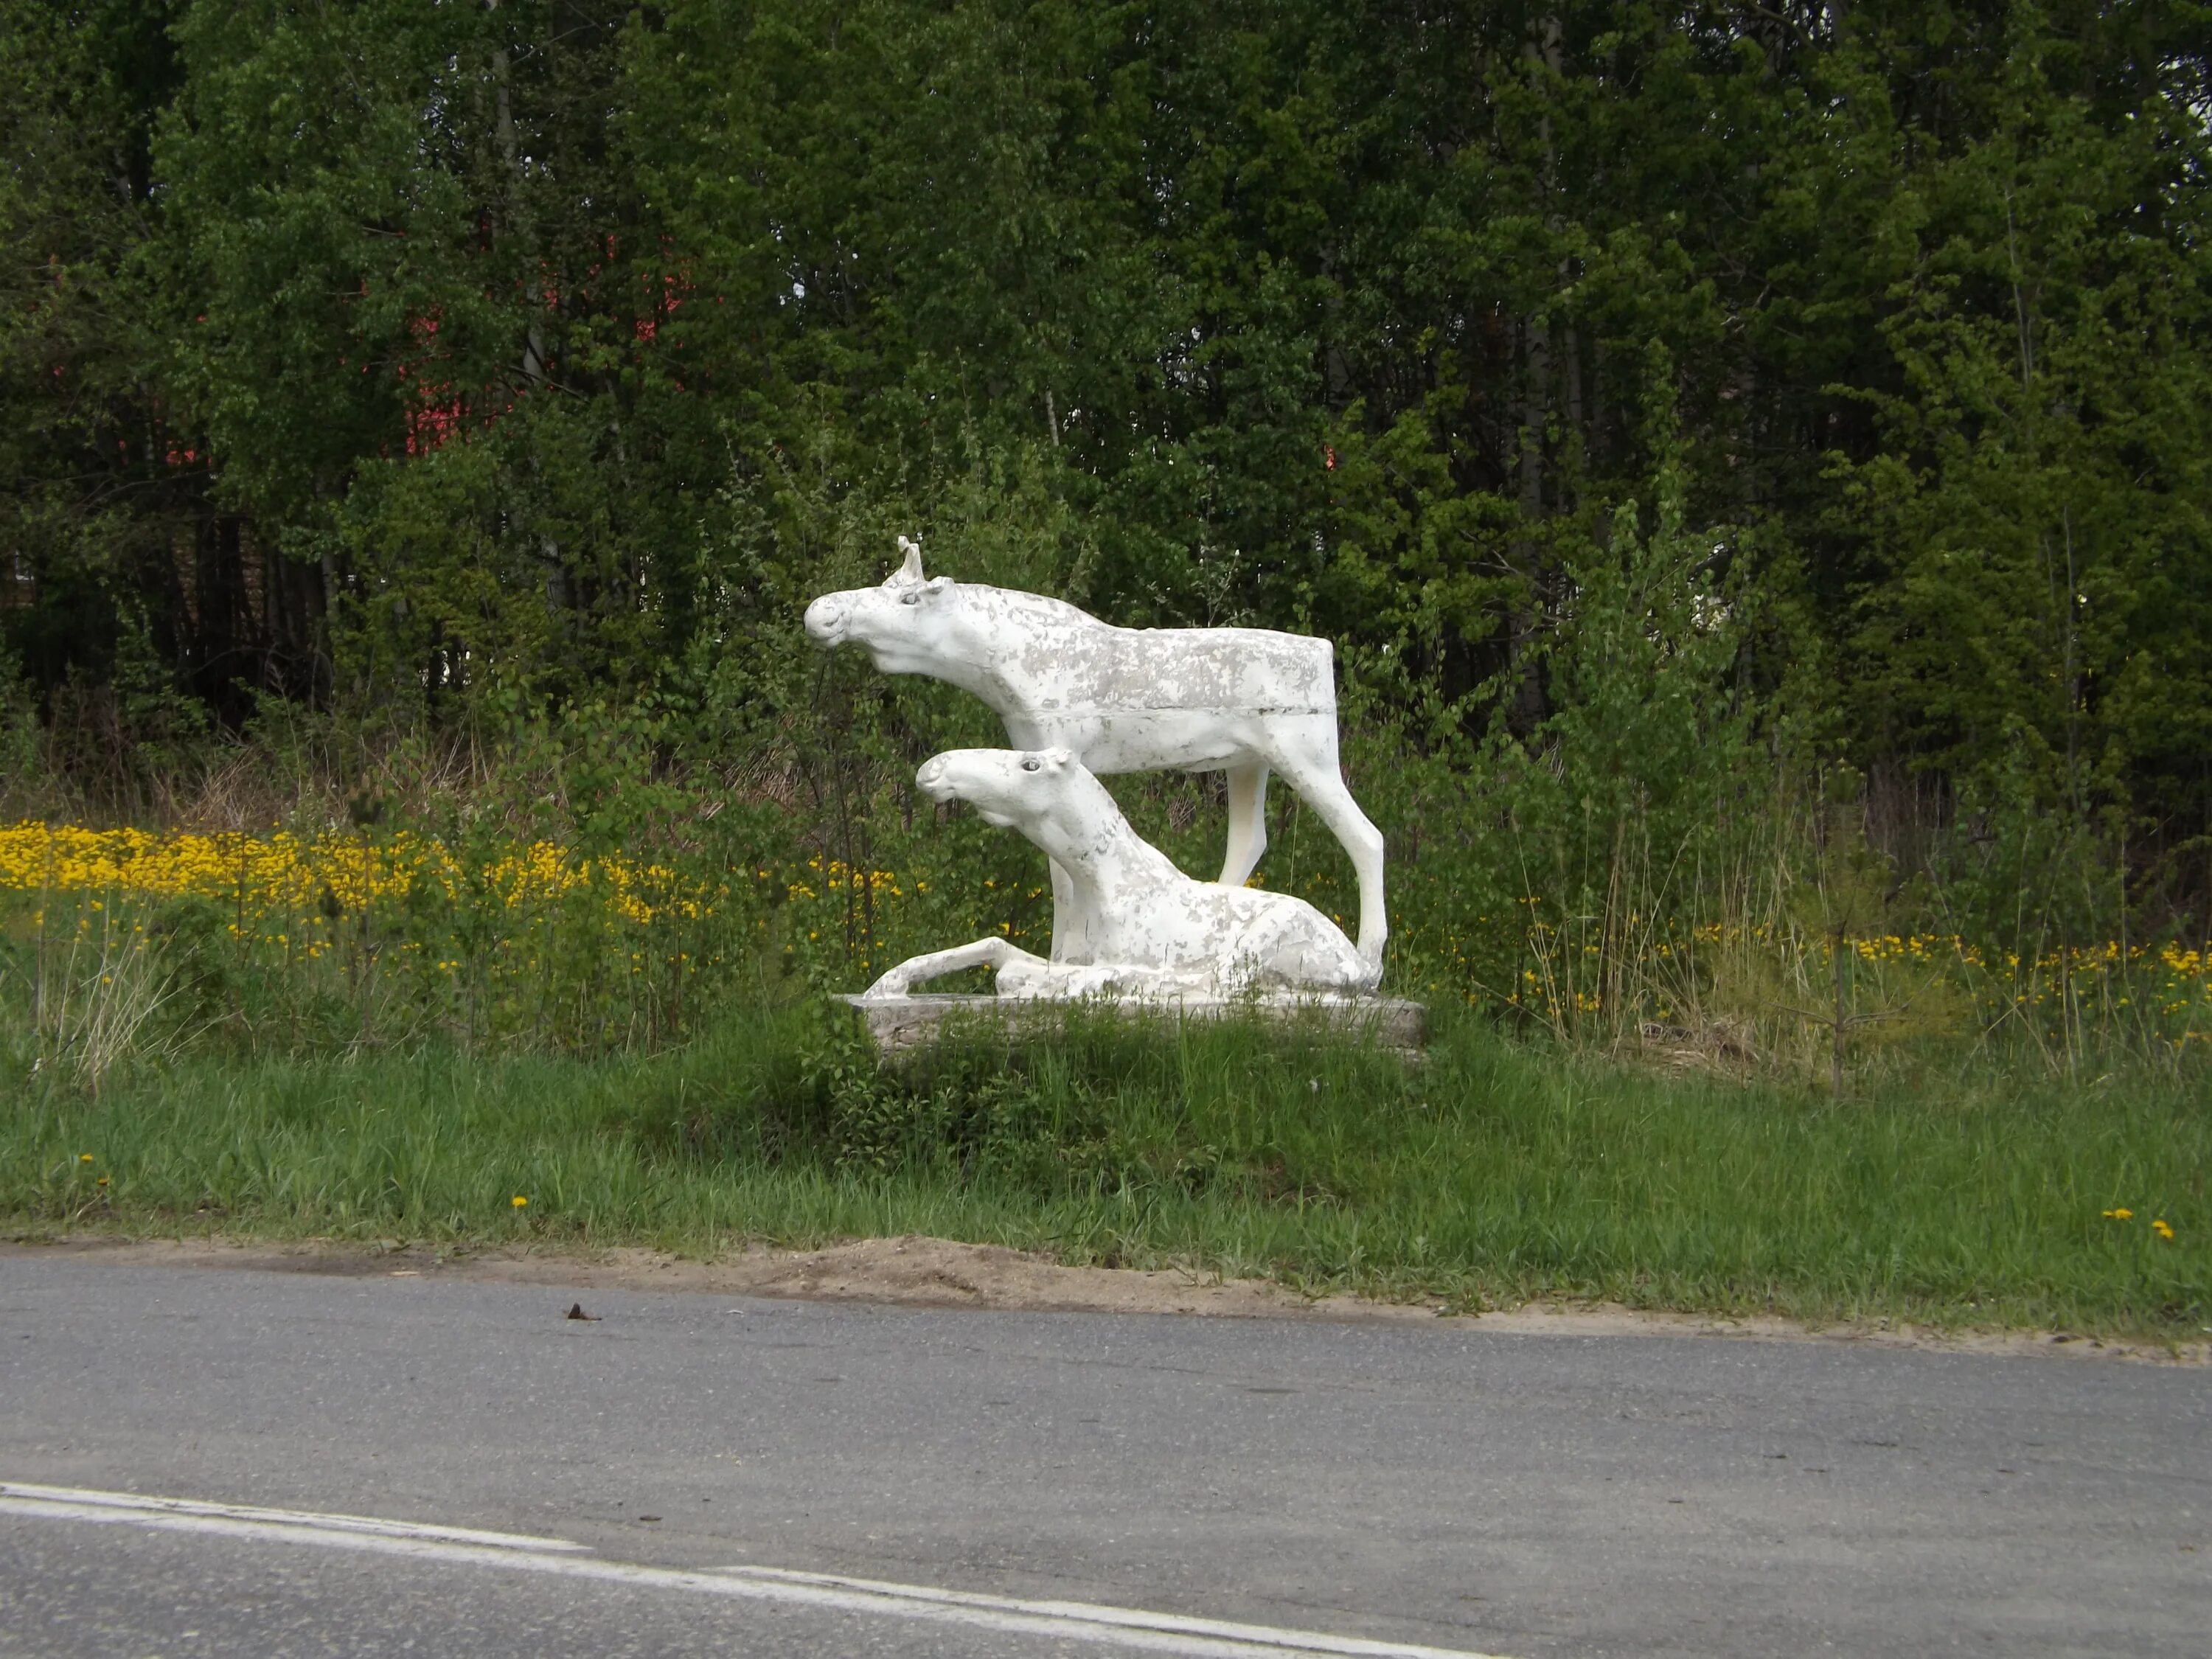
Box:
left=8, top=1231, right=2204, bottom=1365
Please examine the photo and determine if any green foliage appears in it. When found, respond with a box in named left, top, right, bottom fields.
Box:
left=1829, top=43, right=2212, bottom=823
left=11, top=0, right=2207, bottom=1329
left=5, top=1, right=2211, bottom=1044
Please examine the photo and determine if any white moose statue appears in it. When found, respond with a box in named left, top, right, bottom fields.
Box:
left=860, top=748, right=1374, bottom=1001
left=804, top=537, right=1388, bottom=972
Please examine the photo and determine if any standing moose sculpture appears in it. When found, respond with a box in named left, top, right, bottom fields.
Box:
left=804, top=538, right=1388, bottom=972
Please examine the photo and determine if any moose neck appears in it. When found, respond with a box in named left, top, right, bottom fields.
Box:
left=945, top=586, right=1105, bottom=713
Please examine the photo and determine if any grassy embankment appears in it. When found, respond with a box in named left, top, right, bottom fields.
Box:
left=6, top=1002, right=2204, bottom=1340
left=3, top=812, right=2205, bottom=1339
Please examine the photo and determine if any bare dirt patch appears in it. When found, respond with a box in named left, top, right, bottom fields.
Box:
left=10, top=1231, right=2204, bottom=1364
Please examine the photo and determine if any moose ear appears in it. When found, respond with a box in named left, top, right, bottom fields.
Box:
left=895, top=535, right=924, bottom=582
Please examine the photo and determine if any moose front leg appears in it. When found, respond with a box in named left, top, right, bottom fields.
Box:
left=1217, top=762, right=1270, bottom=887
left=1046, top=858, right=1074, bottom=960
left=860, top=936, right=1049, bottom=999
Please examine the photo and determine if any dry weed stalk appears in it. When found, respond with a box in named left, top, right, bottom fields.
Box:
left=21, top=897, right=188, bottom=1093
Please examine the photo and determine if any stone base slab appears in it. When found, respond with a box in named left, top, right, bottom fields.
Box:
left=840, top=992, right=1427, bottom=1060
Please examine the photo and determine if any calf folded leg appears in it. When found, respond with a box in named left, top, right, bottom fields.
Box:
left=863, top=936, right=1043, bottom=998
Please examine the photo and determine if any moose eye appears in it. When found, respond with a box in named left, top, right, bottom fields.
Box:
left=1020, top=758, right=1041, bottom=772
left=900, top=590, right=922, bottom=605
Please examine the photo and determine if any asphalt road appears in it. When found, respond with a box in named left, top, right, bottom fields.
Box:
left=0, top=1253, right=2205, bottom=1658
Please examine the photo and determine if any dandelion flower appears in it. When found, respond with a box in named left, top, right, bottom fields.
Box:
left=512, top=1195, right=529, bottom=1208
left=2152, top=1220, right=2174, bottom=1240
left=79, top=1154, right=93, bottom=1164
left=2103, top=1208, right=2133, bottom=1220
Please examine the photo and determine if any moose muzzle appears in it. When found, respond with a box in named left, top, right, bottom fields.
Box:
left=802, top=594, right=847, bottom=645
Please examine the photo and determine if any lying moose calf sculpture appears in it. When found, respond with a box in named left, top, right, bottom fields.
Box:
left=860, top=748, right=1376, bottom=1002
left=806, top=540, right=1388, bottom=970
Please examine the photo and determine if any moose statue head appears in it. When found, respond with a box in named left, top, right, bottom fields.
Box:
left=801, top=537, right=965, bottom=678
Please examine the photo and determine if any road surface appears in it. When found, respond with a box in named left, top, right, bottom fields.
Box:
left=1, top=1252, right=2205, bottom=1656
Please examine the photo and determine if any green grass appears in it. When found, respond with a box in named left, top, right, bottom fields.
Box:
left=4, top=1002, right=2205, bottom=1340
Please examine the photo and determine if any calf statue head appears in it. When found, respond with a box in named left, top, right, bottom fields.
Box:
left=803, top=536, right=959, bottom=676
left=914, top=747, right=1100, bottom=835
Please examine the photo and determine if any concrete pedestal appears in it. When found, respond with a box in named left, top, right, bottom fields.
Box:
left=840, top=992, right=1427, bottom=1061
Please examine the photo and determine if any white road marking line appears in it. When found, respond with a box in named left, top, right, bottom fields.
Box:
left=0, top=1482, right=1515, bottom=1659
left=714, top=1565, right=1501, bottom=1658
left=0, top=1481, right=586, bottom=1552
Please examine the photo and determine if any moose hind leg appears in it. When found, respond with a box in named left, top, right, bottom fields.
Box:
left=1276, top=745, right=1388, bottom=971
left=1217, top=763, right=1270, bottom=887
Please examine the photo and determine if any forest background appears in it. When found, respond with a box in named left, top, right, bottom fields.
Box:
left=2, top=0, right=2211, bottom=1131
